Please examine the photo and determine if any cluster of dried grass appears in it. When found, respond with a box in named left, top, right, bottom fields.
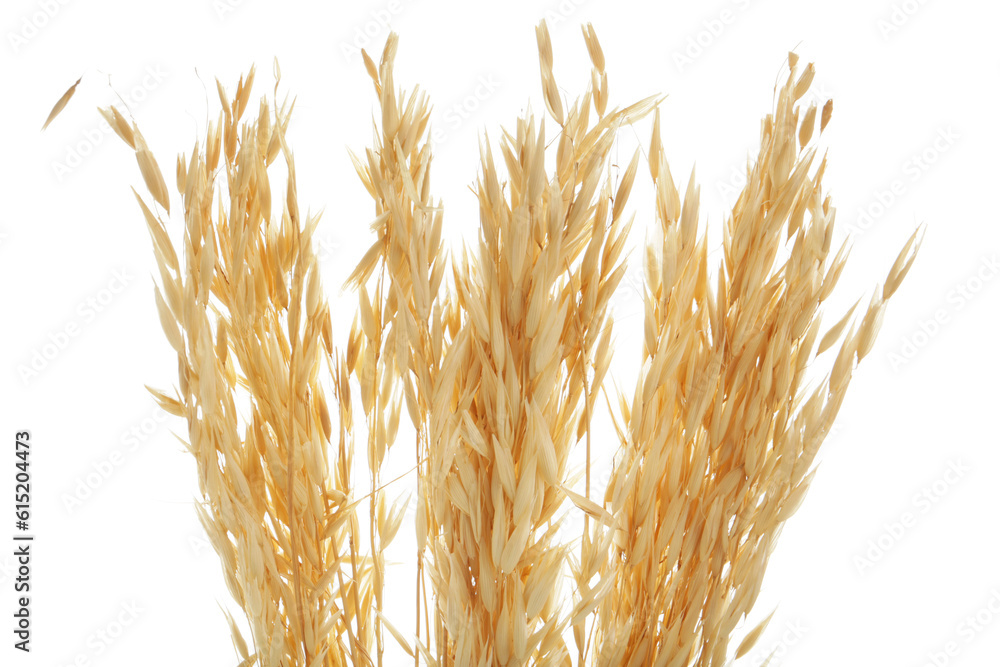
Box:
left=89, top=20, right=919, bottom=667
left=106, top=67, right=372, bottom=665
left=592, top=53, right=919, bottom=666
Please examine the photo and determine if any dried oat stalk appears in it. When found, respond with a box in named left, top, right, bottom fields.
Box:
left=345, top=33, right=444, bottom=667
left=116, top=67, right=372, bottom=666
left=594, top=55, right=920, bottom=666
left=396, top=22, right=657, bottom=666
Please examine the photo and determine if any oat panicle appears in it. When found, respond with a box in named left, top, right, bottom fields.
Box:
left=101, top=24, right=918, bottom=667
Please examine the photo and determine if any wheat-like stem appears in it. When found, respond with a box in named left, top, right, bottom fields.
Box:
left=346, top=33, right=448, bottom=665
left=401, top=22, right=657, bottom=665
left=594, top=55, right=920, bottom=666
left=116, top=67, right=371, bottom=666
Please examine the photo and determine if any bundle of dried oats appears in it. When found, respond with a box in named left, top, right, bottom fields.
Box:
left=47, top=19, right=919, bottom=667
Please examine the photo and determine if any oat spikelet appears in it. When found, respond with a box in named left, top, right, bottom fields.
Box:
left=42, top=76, right=82, bottom=130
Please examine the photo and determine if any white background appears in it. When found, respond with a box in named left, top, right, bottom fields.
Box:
left=2, top=0, right=998, bottom=665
